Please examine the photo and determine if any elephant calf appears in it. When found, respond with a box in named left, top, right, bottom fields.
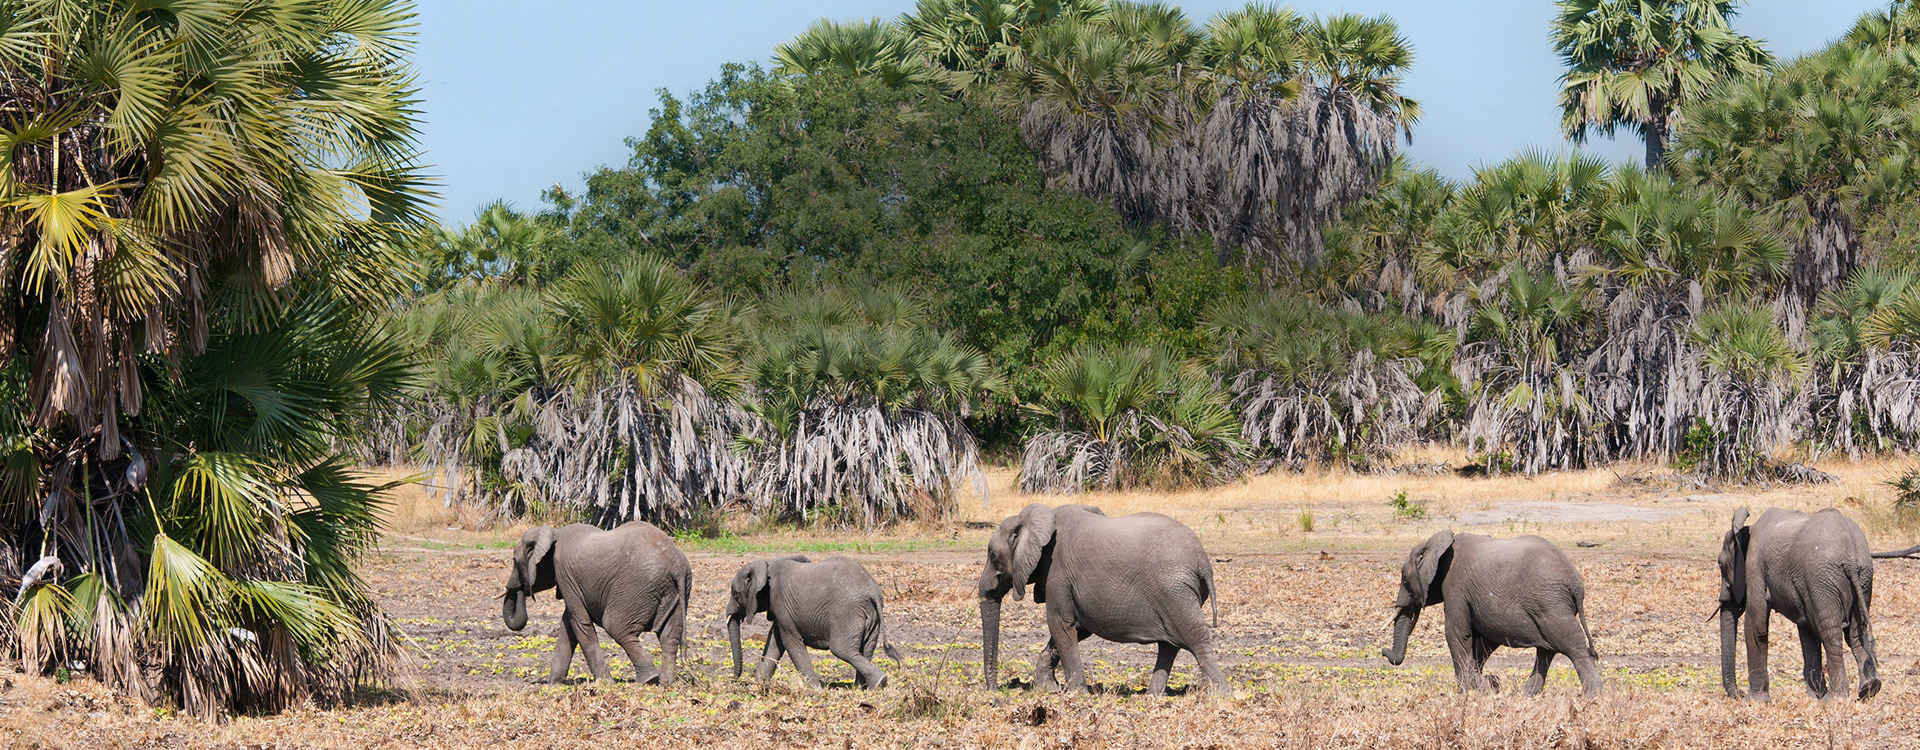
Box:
left=501, top=522, right=691, bottom=685
left=1382, top=530, right=1602, bottom=696
left=1719, top=507, right=1880, bottom=701
left=727, top=555, right=902, bottom=688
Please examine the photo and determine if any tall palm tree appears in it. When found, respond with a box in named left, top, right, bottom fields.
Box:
left=0, top=0, right=428, bottom=716
left=1553, top=0, right=1772, bottom=169
left=1298, top=13, right=1422, bottom=139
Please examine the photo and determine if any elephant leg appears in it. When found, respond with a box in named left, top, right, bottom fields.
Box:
left=780, top=625, right=825, bottom=688
left=1470, top=635, right=1500, bottom=693
left=1148, top=642, right=1178, bottom=696
left=1567, top=649, right=1603, bottom=697
left=755, top=627, right=785, bottom=681
left=613, top=633, right=658, bottom=686
left=656, top=615, right=683, bottom=687
left=1744, top=603, right=1771, bottom=700
left=1845, top=621, right=1881, bottom=699
left=830, top=633, right=886, bottom=690
left=1816, top=620, right=1850, bottom=701
left=545, top=620, right=577, bottom=683
left=1050, top=619, right=1089, bottom=694
left=1796, top=623, right=1827, bottom=698
left=1033, top=638, right=1061, bottom=693
left=1523, top=650, right=1555, bottom=696
left=1190, top=640, right=1229, bottom=693
left=1543, top=613, right=1603, bottom=696
left=572, top=615, right=612, bottom=682
left=1442, top=602, right=1485, bottom=693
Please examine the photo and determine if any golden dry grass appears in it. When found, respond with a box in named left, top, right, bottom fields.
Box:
left=5, top=457, right=1920, bottom=748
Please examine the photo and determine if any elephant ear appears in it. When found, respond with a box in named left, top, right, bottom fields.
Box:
left=1721, top=509, right=1752, bottom=607
left=1009, top=504, right=1057, bottom=602
left=1413, top=530, right=1454, bottom=607
left=524, top=526, right=556, bottom=596
left=738, top=559, right=771, bottom=616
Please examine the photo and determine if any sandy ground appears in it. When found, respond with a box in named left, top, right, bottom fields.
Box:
left=6, top=453, right=1920, bottom=748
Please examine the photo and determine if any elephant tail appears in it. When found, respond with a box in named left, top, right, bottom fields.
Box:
left=880, top=621, right=903, bottom=663
left=1201, top=562, right=1218, bottom=629
left=1846, top=565, right=1878, bottom=672
left=1579, top=606, right=1598, bottom=659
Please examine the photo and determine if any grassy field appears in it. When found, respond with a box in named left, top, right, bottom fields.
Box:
left=6, top=453, right=1920, bottom=748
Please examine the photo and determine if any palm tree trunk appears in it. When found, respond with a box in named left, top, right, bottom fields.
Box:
left=1644, top=106, right=1669, bottom=171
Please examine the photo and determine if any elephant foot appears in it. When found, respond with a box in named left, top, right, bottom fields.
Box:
left=1749, top=691, right=1770, bottom=703
left=1860, top=678, right=1882, bottom=700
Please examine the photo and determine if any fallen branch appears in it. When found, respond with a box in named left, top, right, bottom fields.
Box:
left=1872, top=544, right=1920, bottom=559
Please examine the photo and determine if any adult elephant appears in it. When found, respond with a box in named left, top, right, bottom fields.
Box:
left=501, top=522, right=691, bottom=685
left=1381, top=530, right=1602, bottom=696
left=1718, top=507, right=1881, bottom=701
left=978, top=503, right=1227, bottom=695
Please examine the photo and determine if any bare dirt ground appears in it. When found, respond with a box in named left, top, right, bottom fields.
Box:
left=7, top=452, right=1920, bottom=748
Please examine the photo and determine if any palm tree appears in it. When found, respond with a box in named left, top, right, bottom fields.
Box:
left=1686, top=302, right=1807, bottom=478
left=1552, top=0, right=1772, bottom=169
left=1021, top=344, right=1246, bottom=492
left=0, top=0, right=428, bottom=716
left=775, top=18, right=935, bottom=89
left=1459, top=268, right=1602, bottom=473
left=742, top=287, right=999, bottom=524
left=1205, top=295, right=1439, bottom=471
left=1671, top=44, right=1920, bottom=301
left=1298, top=13, right=1422, bottom=139
left=899, top=0, right=1108, bottom=92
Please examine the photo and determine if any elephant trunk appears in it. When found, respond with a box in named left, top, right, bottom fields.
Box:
left=1719, top=607, right=1740, bottom=698
left=503, top=589, right=529, bottom=632
left=729, top=617, right=745, bottom=679
left=981, top=597, right=1002, bottom=690
left=1382, top=606, right=1418, bottom=666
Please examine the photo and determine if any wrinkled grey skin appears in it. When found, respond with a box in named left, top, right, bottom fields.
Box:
left=1382, top=531, right=1602, bottom=696
left=501, top=522, right=691, bottom=685
left=1718, top=507, right=1881, bottom=701
left=979, top=503, right=1227, bottom=695
left=726, top=555, right=902, bottom=689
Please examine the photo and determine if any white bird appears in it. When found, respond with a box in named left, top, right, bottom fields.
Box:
left=14, top=556, right=63, bottom=605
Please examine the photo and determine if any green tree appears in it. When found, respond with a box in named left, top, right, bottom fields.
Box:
left=0, top=0, right=428, bottom=716
left=1553, top=0, right=1772, bottom=169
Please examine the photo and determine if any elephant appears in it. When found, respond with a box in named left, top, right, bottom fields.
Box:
left=726, top=555, right=903, bottom=688
left=1381, top=530, right=1602, bottom=696
left=1718, top=507, right=1881, bottom=701
left=978, top=503, right=1227, bottom=695
left=501, top=522, right=691, bottom=685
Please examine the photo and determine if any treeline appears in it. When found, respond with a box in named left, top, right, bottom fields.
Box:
left=391, top=0, right=1920, bottom=528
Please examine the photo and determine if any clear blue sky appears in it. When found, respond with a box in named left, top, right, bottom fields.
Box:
left=412, top=0, right=1887, bottom=222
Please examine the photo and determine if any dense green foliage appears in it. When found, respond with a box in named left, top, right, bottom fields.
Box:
left=0, top=0, right=429, bottom=717
left=404, top=0, right=1920, bottom=508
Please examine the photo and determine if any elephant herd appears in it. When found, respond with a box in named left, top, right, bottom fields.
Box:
left=499, top=503, right=1883, bottom=702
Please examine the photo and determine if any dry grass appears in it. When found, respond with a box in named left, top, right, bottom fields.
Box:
left=7, top=457, right=1920, bottom=748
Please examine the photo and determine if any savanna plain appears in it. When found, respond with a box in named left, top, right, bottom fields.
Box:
left=6, top=456, right=1920, bottom=749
